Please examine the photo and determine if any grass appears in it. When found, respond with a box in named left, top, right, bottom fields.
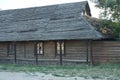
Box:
left=0, top=63, right=120, bottom=79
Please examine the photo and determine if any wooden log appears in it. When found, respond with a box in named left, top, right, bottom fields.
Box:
left=86, top=40, right=89, bottom=64
left=7, top=43, right=9, bottom=56
left=13, top=42, right=17, bottom=64
left=54, top=41, right=57, bottom=57
left=90, top=40, right=93, bottom=65
left=23, top=42, right=26, bottom=58
left=34, top=42, right=38, bottom=65
left=59, top=41, right=63, bottom=65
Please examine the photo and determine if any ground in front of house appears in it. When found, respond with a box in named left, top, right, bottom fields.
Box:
left=0, top=72, right=92, bottom=80
left=0, top=64, right=120, bottom=80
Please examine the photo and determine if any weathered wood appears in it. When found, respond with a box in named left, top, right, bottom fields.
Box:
left=25, top=42, right=35, bottom=59
left=42, top=41, right=44, bottom=55
left=23, top=42, right=26, bottom=58
left=0, top=41, right=120, bottom=64
left=13, top=42, right=17, bottom=64
left=86, top=40, right=89, bottom=64
left=64, top=41, right=66, bottom=56
left=54, top=41, right=57, bottom=57
left=7, top=43, right=9, bottom=56
left=59, top=41, right=63, bottom=65
left=92, top=41, right=120, bottom=63
left=34, top=42, right=38, bottom=65
left=90, top=40, right=93, bottom=65
left=65, top=41, right=87, bottom=61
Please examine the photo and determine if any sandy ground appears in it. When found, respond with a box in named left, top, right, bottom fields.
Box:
left=0, top=71, right=96, bottom=80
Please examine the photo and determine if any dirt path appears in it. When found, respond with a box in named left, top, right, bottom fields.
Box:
left=0, top=71, right=95, bottom=80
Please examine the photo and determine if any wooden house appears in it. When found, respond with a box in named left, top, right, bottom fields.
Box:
left=0, top=1, right=119, bottom=65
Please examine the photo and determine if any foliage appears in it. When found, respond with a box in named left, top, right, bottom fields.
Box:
left=101, top=20, right=120, bottom=40
left=99, top=0, right=120, bottom=21
left=98, top=0, right=120, bottom=40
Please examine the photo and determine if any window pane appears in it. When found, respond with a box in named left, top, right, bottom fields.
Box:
left=57, top=42, right=60, bottom=54
left=37, top=42, right=43, bottom=55
left=56, top=41, right=64, bottom=55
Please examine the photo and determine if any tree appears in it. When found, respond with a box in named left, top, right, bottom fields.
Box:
left=98, top=0, right=120, bottom=40
left=99, top=0, right=120, bottom=22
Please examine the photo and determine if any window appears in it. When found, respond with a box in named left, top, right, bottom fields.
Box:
left=56, top=41, right=65, bottom=55
left=37, top=42, right=44, bottom=55
left=7, top=43, right=14, bottom=56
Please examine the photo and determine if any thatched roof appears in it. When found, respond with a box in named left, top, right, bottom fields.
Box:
left=0, top=1, right=102, bottom=42
left=84, top=15, right=114, bottom=39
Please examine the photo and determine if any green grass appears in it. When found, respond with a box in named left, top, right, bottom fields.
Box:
left=0, top=63, right=120, bottom=79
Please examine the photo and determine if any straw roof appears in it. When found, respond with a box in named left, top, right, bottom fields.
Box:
left=0, top=1, right=102, bottom=41
left=84, top=15, right=114, bottom=39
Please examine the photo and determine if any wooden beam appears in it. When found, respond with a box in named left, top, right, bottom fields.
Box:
left=90, top=40, right=93, bottom=65
left=34, top=42, right=38, bottom=65
left=13, top=42, right=17, bottom=64
left=59, top=41, right=63, bottom=65
left=7, top=43, right=9, bottom=57
left=42, top=41, right=44, bottom=56
left=23, top=42, right=26, bottom=58
left=63, top=41, right=66, bottom=56
left=86, top=40, right=89, bottom=64
left=54, top=41, right=57, bottom=57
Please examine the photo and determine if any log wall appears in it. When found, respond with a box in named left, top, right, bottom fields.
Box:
left=0, top=41, right=120, bottom=64
left=64, top=40, right=88, bottom=60
left=92, top=41, right=120, bottom=63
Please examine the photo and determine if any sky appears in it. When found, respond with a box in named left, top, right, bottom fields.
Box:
left=0, top=0, right=101, bottom=18
left=0, top=0, right=86, bottom=10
